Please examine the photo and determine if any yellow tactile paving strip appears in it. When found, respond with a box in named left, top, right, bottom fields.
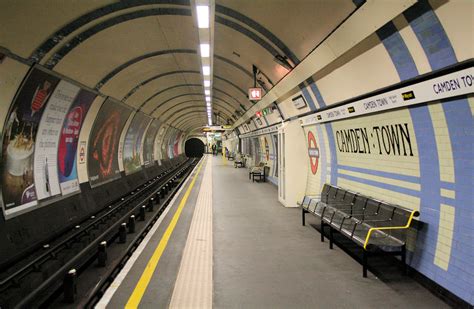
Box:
left=125, top=158, right=205, bottom=308
left=169, top=157, right=213, bottom=308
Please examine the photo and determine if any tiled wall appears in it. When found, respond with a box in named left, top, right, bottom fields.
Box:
left=293, top=1, right=473, bottom=303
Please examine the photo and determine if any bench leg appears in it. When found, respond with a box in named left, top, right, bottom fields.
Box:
left=329, top=226, right=334, bottom=249
left=363, top=251, right=368, bottom=278
left=401, top=245, right=407, bottom=275
left=320, top=222, right=325, bottom=242
left=302, top=209, right=306, bottom=226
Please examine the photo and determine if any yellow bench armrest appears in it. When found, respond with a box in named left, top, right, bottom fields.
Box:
left=363, top=210, right=419, bottom=250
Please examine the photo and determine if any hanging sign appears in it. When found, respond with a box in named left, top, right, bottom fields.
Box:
left=249, top=87, right=262, bottom=101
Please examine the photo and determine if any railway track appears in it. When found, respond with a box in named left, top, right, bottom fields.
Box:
left=0, top=157, right=199, bottom=308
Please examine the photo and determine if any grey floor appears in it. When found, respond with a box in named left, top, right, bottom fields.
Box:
left=106, top=158, right=206, bottom=308
left=106, top=155, right=448, bottom=308
left=212, top=156, right=447, bottom=309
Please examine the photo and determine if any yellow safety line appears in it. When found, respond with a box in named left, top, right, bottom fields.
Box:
left=125, top=158, right=205, bottom=308
left=363, top=210, right=418, bottom=250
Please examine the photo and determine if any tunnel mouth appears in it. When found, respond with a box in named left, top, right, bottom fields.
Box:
left=185, top=138, right=205, bottom=157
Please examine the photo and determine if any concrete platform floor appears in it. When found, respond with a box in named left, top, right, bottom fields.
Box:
left=99, top=155, right=448, bottom=308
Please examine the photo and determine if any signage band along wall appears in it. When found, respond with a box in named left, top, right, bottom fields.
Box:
left=239, top=123, right=280, bottom=139
left=300, top=66, right=473, bottom=127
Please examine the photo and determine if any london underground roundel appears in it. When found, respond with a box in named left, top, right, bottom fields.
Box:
left=307, top=131, right=319, bottom=175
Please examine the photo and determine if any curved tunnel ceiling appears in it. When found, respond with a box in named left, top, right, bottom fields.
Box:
left=0, top=0, right=360, bottom=132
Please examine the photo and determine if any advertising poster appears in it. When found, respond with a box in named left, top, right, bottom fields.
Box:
left=173, top=132, right=182, bottom=157
left=155, top=125, right=167, bottom=164
left=34, top=80, right=80, bottom=200
left=57, top=90, right=96, bottom=194
left=160, top=127, right=170, bottom=160
left=167, top=129, right=176, bottom=159
left=143, top=119, right=160, bottom=166
left=88, top=99, right=132, bottom=187
left=1, top=68, right=60, bottom=215
left=123, top=112, right=151, bottom=175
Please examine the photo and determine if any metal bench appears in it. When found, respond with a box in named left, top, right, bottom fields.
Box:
left=248, top=162, right=265, bottom=179
left=251, top=166, right=269, bottom=183
left=299, top=184, right=420, bottom=277
left=234, top=154, right=245, bottom=168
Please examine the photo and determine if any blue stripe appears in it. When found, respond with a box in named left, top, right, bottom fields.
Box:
left=440, top=181, right=455, bottom=190
left=325, top=123, right=338, bottom=185
left=338, top=164, right=420, bottom=183
left=308, top=82, right=336, bottom=184
left=440, top=96, right=474, bottom=287
left=315, top=125, right=327, bottom=187
left=376, top=22, right=418, bottom=81
left=405, top=2, right=474, bottom=303
left=440, top=196, right=457, bottom=206
left=377, top=18, right=443, bottom=282
left=299, top=83, right=317, bottom=111
left=403, top=0, right=457, bottom=70
left=307, top=77, right=326, bottom=108
left=337, top=174, right=421, bottom=197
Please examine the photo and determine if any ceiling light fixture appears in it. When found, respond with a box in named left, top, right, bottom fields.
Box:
left=200, top=43, right=210, bottom=57
left=196, top=5, right=209, bottom=28
left=196, top=1, right=214, bottom=126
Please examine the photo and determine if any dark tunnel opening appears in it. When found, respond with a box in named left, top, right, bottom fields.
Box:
left=185, top=138, right=205, bottom=157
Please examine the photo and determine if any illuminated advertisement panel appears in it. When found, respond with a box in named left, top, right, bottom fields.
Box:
left=87, top=98, right=132, bottom=187
left=143, top=119, right=160, bottom=167
left=1, top=68, right=60, bottom=215
left=34, top=80, right=80, bottom=200
left=123, top=112, right=151, bottom=175
left=57, top=90, right=96, bottom=194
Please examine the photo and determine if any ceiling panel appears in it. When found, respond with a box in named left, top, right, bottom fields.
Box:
left=216, top=0, right=356, bottom=61
left=0, top=0, right=112, bottom=58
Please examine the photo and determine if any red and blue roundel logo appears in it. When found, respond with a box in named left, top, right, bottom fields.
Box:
left=308, top=131, right=319, bottom=175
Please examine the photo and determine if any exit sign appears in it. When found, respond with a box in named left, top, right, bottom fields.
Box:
left=248, top=87, right=262, bottom=101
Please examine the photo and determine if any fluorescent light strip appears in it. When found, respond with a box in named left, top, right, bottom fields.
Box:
left=196, top=6, right=209, bottom=28
left=200, top=44, right=210, bottom=57
left=196, top=3, right=213, bottom=126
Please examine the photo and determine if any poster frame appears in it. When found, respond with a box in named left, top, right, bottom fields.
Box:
left=87, top=97, right=133, bottom=188
left=0, top=63, right=101, bottom=219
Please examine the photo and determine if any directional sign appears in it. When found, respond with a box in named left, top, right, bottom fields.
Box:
left=248, top=87, right=262, bottom=101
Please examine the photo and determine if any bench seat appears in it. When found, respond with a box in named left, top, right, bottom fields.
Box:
left=299, top=184, right=419, bottom=277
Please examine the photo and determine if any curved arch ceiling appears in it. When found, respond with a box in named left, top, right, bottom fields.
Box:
left=0, top=0, right=359, bottom=132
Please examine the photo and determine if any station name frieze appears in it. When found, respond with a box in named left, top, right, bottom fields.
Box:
left=335, top=123, right=414, bottom=157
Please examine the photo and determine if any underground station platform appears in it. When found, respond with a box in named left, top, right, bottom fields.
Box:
left=0, top=0, right=473, bottom=308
